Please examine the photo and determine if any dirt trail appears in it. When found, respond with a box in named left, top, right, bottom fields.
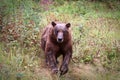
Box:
left=34, top=57, right=107, bottom=80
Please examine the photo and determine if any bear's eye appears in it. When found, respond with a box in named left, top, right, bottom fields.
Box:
left=57, top=30, right=59, bottom=33
left=63, top=30, right=68, bottom=34
left=54, top=30, right=59, bottom=35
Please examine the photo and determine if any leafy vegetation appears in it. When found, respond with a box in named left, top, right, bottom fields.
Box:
left=0, top=0, right=120, bottom=80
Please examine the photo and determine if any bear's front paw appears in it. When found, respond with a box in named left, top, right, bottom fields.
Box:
left=60, top=64, right=68, bottom=75
left=52, top=68, right=58, bottom=74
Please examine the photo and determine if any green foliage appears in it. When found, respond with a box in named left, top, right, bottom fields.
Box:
left=0, top=0, right=120, bottom=80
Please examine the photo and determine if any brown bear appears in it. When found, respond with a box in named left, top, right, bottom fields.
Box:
left=41, top=21, right=72, bottom=75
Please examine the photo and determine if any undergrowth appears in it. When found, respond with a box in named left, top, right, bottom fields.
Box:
left=0, top=0, right=120, bottom=80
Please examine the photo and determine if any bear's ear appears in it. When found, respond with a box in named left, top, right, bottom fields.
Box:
left=51, top=21, right=56, bottom=27
left=66, top=23, right=71, bottom=28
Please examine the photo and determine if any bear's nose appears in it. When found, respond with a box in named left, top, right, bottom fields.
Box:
left=58, top=38, right=62, bottom=41
left=57, top=38, right=63, bottom=43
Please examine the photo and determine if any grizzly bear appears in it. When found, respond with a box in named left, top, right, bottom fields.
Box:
left=41, top=21, right=72, bottom=75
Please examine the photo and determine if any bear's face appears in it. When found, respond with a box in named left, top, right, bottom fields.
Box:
left=51, top=22, right=71, bottom=43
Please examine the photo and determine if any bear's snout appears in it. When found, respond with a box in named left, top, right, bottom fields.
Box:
left=57, top=32, right=63, bottom=43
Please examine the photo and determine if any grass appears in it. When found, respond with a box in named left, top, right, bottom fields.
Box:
left=0, top=0, right=120, bottom=80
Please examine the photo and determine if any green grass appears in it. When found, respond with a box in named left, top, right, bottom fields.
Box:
left=0, top=0, right=120, bottom=80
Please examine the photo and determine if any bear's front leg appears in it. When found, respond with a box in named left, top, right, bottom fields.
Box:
left=60, top=51, right=72, bottom=75
left=45, top=50, right=58, bottom=74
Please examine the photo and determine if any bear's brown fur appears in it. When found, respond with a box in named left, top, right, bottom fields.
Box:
left=41, top=21, right=72, bottom=75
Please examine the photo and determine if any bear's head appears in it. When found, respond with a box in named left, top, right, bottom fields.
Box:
left=51, top=21, right=71, bottom=43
